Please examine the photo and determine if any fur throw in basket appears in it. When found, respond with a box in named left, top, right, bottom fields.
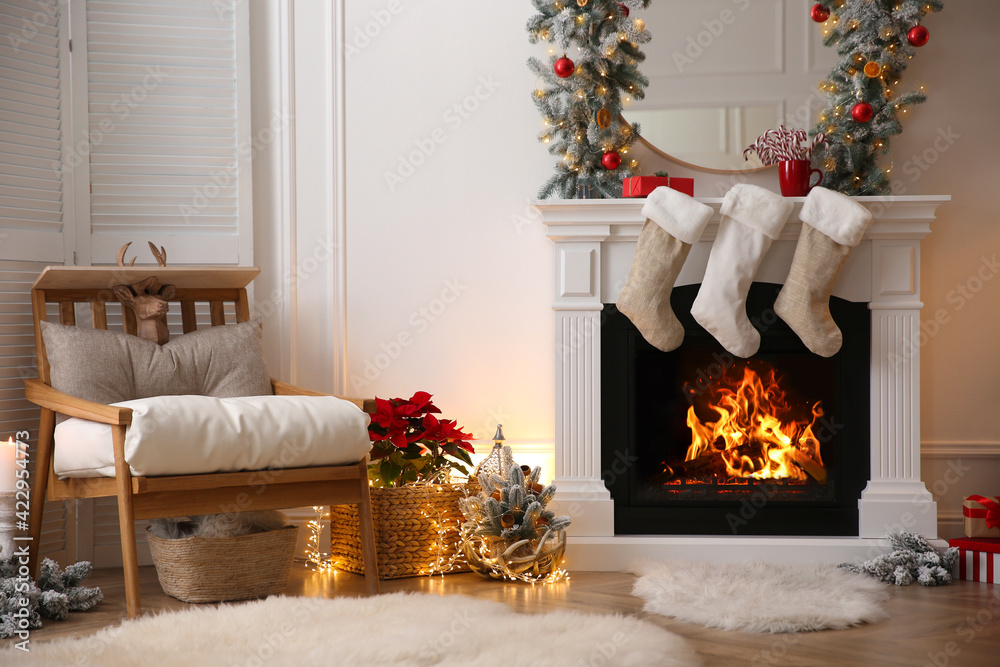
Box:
left=150, top=510, right=286, bottom=540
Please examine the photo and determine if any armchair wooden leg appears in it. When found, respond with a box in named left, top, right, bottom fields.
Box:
left=27, top=408, right=55, bottom=578
left=111, top=424, right=141, bottom=619
left=355, top=458, right=380, bottom=595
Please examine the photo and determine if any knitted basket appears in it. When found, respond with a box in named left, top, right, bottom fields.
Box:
left=146, top=525, right=298, bottom=603
left=329, top=483, right=469, bottom=579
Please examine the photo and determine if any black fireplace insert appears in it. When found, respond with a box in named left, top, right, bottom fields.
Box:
left=602, top=283, right=870, bottom=536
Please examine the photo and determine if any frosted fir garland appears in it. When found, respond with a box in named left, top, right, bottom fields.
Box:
left=528, top=0, right=651, bottom=199
left=811, top=0, right=943, bottom=195
left=839, top=531, right=957, bottom=586
left=0, top=556, right=103, bottom=639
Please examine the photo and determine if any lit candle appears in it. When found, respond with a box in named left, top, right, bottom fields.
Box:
left=0, top=437, right=17, bottom=492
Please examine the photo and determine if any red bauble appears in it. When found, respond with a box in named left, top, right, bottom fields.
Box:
left=554, top=54, right=575, bottom=78
left=907, top=25, right=930, bottom=47
left=617, top=3, right=629, bottom=17
left=810, top=3, right=830, bottom=23
left=601, top=151, right=622, bottom=170
left=851, top=102, right=874, bottom=123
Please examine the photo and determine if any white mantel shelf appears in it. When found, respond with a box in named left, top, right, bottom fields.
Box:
left=537, top=195, right=950, bottom=241
left=533, top=195, right=951, bottom=568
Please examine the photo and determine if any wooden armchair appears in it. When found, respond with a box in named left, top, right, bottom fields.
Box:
left=24, top=266, right=379, bottom=619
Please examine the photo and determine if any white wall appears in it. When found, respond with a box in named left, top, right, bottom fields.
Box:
left=255, top=2, right=998, bottom=536
left=343, top=1, right=553, bottom=447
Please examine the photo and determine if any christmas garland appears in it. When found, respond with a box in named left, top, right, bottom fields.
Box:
left=528, top=1, right=651, bottom=199
left=809, top=0, right=943, bottom=195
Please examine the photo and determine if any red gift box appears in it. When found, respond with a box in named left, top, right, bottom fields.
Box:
left=949, top=537, right=1000, bottom=584
left=622, top=176, right=694, bottom=198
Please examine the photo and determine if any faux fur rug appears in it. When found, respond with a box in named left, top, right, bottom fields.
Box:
left=2, top=592, right=703, bottom=666
left=633, top=560, right=890, bottom=633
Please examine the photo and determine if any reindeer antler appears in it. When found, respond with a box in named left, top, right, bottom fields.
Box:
left=148, top=242, right=167, bottom=267
left=117, top=242, right=136, bottom=267
left=117, top=241, right=167, bottom=267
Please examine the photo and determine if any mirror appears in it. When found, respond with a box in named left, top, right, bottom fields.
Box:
left=627, top=0, right=838, bottom=172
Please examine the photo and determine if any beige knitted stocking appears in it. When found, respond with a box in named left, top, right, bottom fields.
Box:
left=617, top=221, right=694, bottom=352
left=774, top=186, right=872, bottom=357
left=616, top=186, right=713, bottom=353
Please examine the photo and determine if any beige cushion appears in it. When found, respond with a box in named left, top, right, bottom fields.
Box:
left=54, top=395, right=372, bottom=478
left=40, top=319, right=273, bottom=406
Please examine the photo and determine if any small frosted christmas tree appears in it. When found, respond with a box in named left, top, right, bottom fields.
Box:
left=809, top=1, right=943, bottom=195
left=527, top=0, right=651, bottom=199
left=460, top=447, right=571, bottom=581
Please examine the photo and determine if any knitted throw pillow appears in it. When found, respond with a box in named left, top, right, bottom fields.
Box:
left=40, top=319, right=272, bottom=407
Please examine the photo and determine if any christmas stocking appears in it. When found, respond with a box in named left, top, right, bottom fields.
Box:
left=616, top=186, right=713, bottom=352
left=691, top=184, right=794, bottom=358
left=775, top=186, right=872, bottom=357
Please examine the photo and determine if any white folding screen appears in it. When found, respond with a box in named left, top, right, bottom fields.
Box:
left=79, top=0, right=252, bottom=265
left=0, top=0, right=72, bottom=564
left=0, top=0, right=253, bottom=565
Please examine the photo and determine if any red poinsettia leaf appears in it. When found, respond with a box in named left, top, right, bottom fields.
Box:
left=369, top=397, right=396, bottom=428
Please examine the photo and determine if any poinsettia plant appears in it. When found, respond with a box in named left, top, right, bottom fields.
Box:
left=367, top=391, right=475, bottom=488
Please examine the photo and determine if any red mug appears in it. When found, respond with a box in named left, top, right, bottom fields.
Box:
left=778, top=159, right=823, bottom=197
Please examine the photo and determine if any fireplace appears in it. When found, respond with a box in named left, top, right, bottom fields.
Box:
left=535, top=195, right=950, bottom=567
left=602, top=283, right=870, bottom=536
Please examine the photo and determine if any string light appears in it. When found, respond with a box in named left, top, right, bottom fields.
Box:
left=305, top=506, right=335, bottom=572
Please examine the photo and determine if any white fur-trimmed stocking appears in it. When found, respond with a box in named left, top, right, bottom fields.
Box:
left=774, top=186, right=872, bottom=357
left=690, top=184, right=794, bottom=358
left=616, top=187, right=713, bottom=352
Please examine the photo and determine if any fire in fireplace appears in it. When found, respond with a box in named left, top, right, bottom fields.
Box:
left=667, top=360, right=826, bottom=484
left=602, top=283, right=870, bottom=536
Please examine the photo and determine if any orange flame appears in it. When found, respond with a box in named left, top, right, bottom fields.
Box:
left=685, top=365, right=825, bottom=482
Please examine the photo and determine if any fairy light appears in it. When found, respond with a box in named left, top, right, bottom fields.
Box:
left=419, top=491, right=467, bottom=577
left=305, top=506, right=335, bottom=572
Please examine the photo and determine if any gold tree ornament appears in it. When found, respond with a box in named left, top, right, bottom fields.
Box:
left=577, top=0, right=588, bottom=6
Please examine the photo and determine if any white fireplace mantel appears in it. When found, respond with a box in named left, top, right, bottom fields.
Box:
left=534, top=195, right=951, bottom=567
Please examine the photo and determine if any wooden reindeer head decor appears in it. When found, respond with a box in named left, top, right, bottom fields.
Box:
left=112, top=242, right=176, bottom=345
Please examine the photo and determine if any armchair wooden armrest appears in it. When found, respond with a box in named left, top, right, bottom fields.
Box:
left=269, top=378, right=376, bottom=414
left=24, top=378, right=133, bottom=425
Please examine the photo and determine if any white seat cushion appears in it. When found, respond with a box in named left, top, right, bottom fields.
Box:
left=54, top=395, right=372, bottom=478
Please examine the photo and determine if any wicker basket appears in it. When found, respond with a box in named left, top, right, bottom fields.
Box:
left=329, top=483, right=469, bottom=579
left=146, top=525, right=298, bottom=603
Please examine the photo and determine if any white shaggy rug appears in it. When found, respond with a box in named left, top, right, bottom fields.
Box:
left=3, top=592, right=703, bottom=666
left=633, top=560, right=889, bottom=633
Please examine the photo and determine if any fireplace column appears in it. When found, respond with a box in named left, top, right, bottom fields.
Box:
left=550, top=227, right=615, bottom=536
left=859, top=239, right=937, bottom=537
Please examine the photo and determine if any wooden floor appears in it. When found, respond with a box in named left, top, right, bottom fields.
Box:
left=18, top=563, right=1000, bottom=666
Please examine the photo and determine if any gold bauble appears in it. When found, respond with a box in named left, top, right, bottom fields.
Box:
left=577, top=0, right=588, bottom=6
